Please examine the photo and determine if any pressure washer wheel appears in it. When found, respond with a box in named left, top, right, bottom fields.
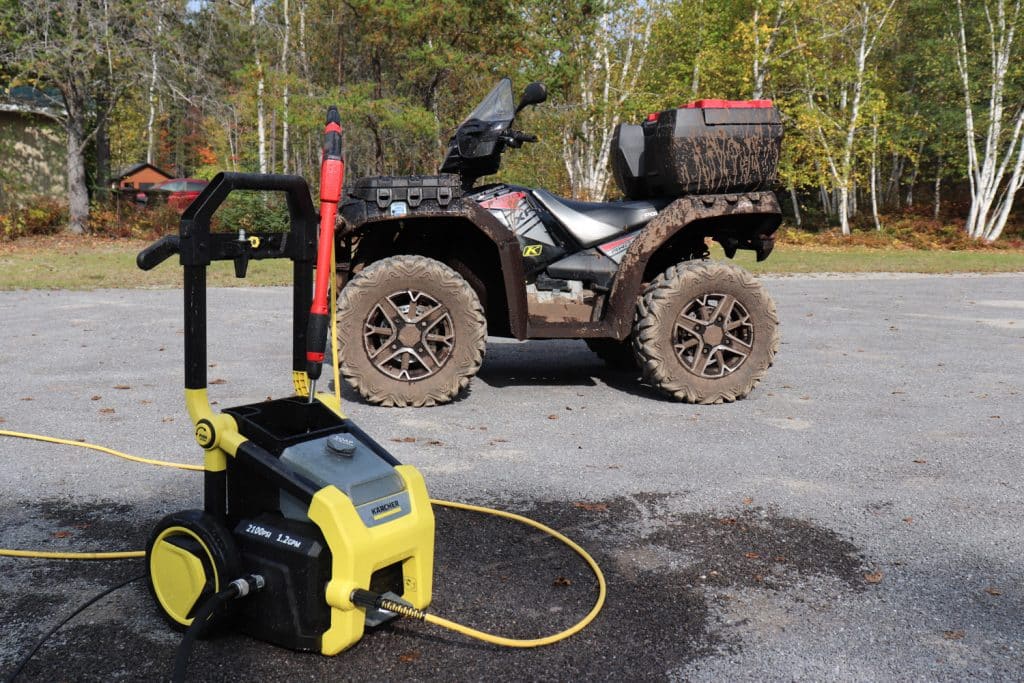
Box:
left=146, top=510, right=241, bottom=634
left=633, top=261, right=779, bottom=403
left=337, top=254, right=487, bottom=407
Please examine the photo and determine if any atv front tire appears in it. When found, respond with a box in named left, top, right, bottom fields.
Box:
left=633, top=261, right=778, bottom=403
left=336, top=255, right=486, bottom=407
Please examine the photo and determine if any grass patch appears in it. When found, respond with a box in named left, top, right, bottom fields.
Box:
left=719, top=244, right=1024, bottom=274
left=0, top=236, right=292, bottom=290
left=0, top=234, right=1022, bottom=292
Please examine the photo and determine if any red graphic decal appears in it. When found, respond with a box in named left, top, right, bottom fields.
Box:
left=479, top=191, right=526, bottom=210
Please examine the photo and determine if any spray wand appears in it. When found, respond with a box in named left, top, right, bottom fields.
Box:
left=306, top=106, right=345, bottom=402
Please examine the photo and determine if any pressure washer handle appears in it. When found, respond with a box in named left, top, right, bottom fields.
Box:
left=305, top=106, right=345, bottom=387
left=136, top=235, right=180, bottom=271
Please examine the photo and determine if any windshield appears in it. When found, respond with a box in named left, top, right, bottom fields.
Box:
left=461, top=78, right=515, bottom=125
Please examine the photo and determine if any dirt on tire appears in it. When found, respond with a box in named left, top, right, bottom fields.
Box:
left=632, top=260, right=779, bottom=403
left=336, top=254, right=487, bottom=407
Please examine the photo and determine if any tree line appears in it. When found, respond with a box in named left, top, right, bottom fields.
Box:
left=2, top=0, right=1022, bottom=241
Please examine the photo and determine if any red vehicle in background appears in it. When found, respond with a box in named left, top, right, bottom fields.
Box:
left=136, top=178, right=208, bottom=212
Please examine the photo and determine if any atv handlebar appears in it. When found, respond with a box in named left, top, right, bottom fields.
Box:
left=501, top=130, right=538, bottom=148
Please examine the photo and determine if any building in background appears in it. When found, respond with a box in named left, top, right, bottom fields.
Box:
left=110, top=162, right=173, bottom=192
left=0, top=87, right=65, bottom=207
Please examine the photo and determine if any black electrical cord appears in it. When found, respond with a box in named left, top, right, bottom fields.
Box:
left=4, top=573, right=145, bottom=683
left=171, top=575, right=264, bottom=683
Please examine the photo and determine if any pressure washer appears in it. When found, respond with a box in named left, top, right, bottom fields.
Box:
left=120, top=106, right=605, bottom=675
left=135, top=106, right=435, bottom=656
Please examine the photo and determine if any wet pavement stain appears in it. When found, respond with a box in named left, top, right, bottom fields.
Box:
left=3, top=495, right=871, bottom=681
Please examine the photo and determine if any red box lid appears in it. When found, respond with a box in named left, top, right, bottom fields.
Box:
left=681, top=99, right=774, bottom=109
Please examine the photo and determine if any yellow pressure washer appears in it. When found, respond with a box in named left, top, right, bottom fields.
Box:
left=136, top=108, right=435, bottom=657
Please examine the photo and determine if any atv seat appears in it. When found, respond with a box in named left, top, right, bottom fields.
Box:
left=532, top=189, right=671, bottom=248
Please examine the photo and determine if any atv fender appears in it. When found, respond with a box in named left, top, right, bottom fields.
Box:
left=338, top=201, right=530, bottom=339
left=605, top=191, right=781, bottom=339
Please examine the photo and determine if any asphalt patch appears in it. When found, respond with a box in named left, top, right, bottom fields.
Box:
left=3, top=496, right=871, bottom=681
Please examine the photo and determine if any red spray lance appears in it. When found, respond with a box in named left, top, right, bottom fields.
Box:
left=306, top=106, right=345, bottom=402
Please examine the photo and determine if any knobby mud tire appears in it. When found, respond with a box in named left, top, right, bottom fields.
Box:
left=633, top=261, right=779, bottom=403
left=336, top=255, right=486, bottom=407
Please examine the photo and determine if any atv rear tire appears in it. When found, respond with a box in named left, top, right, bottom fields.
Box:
left=633, top=261, right=778, bottom=403
left=585, top=338, right=638, bottom=370
left=336, top=255, right=486, bottom=407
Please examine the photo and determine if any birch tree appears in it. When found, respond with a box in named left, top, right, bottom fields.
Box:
left=800, top=0, right=898, bottom=235
left=953, top=0, right=1024, bottom=241
left=562, top=0, right=659, bottom=200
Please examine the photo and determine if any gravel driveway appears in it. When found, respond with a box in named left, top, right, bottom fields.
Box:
left=1, top=272, right=1021, bottom=681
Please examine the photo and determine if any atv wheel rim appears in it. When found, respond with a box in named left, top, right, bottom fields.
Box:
left=672, top=293, right=754, bottom=379
left=363, top=289, right=455, bottom=381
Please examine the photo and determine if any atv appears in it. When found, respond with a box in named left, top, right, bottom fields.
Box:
left=335, top=78, right=783, bottom=407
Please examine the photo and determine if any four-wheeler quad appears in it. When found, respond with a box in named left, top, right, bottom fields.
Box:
left=335, top=78, right=784, bottom=407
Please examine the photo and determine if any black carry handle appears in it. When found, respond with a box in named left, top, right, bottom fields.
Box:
left=137, top=235, right=181, bottom=271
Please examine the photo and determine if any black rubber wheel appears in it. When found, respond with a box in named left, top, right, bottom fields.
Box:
left=633, top=261, right=779, bottom=403
left=585, top=338, right=638, bottom=370
left=146, top=510, right=240, bottom=634
left=336, top=255, right=487, bottom=407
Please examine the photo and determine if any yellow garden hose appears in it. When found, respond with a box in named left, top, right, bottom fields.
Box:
left=0, top=430, right=606, bottom=648
left=0, top=429, right=202, bottom=472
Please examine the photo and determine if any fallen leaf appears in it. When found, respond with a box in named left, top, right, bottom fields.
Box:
left=547, top=414, right=559, bottom=420
left=158, top=347, right=165, bottom=352
left=864, top=571, right=884, bottom=584
left=989, top=415, right=1001, bottom=419
left=565, top=406, right=573, bottom=411
left=113, top=384, right=131, bottom=390
left=51, top=531, right=71, bottom=538
left=209, top=378, right=227, bottom=385
left=943, top=630, right=965, bottom=640
left=489, top=438, right=508, bottom=444
left=390, top=437, right=416, bottom=443
left=90, top=395, right=101, bottom=401
left=742, top=497, right=753, bottom=505
left=553, top=576, right=572, bottom=587
left=903, top=517, right=913, bottom=524
left=607, top=464, right=620, bottom=469
left=426, top=440, right=444, bottom=446
left=572, top=502, right=608, bottom=512
left=720, top=517, right=737, bottom=526
left=744, top=552, right=760, bottom=560
left=891, top=390, right=905, bottom=395
left=753, top=574, right=764, bottom=582
left=913, top=459, right=927, bottom=464
left=774, top=556, right=786, bottom=563
left=984, top=586, right=1002, bottom=596
left=99, top=408, right=115, bottom=414
left=20, top=397, right=33, bottom=401
left=209, top=363, right=217, bottom=368
left=398, top=650, right=421, bottom=663
left=161, top=417, right=174, bottom=423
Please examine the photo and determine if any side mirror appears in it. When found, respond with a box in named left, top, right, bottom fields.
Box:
left=516, top=82, right=548, bottom=114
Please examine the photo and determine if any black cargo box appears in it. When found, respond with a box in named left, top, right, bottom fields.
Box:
left=341, top=174, right=462, bottom=225
left=611, top=100, right=782, bottom=200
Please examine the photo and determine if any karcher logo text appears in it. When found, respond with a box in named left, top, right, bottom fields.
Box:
left=372, top=500, right=401, bottom=517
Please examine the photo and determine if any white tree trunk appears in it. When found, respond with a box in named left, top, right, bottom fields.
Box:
left=281, top=0, right=290, bottom=175
left=563, top=1, right=657, bottom=200
left=252, top=0, right=267, bottom=174
left=870, top=118, right=881, bottom=230
left=145, top=10, right=162, bottom=165
left=789, top=185, right=802, bottom=226
left=955, top=0, right=1024, bottom=242
left=933, top=169, right=942, bottom=219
